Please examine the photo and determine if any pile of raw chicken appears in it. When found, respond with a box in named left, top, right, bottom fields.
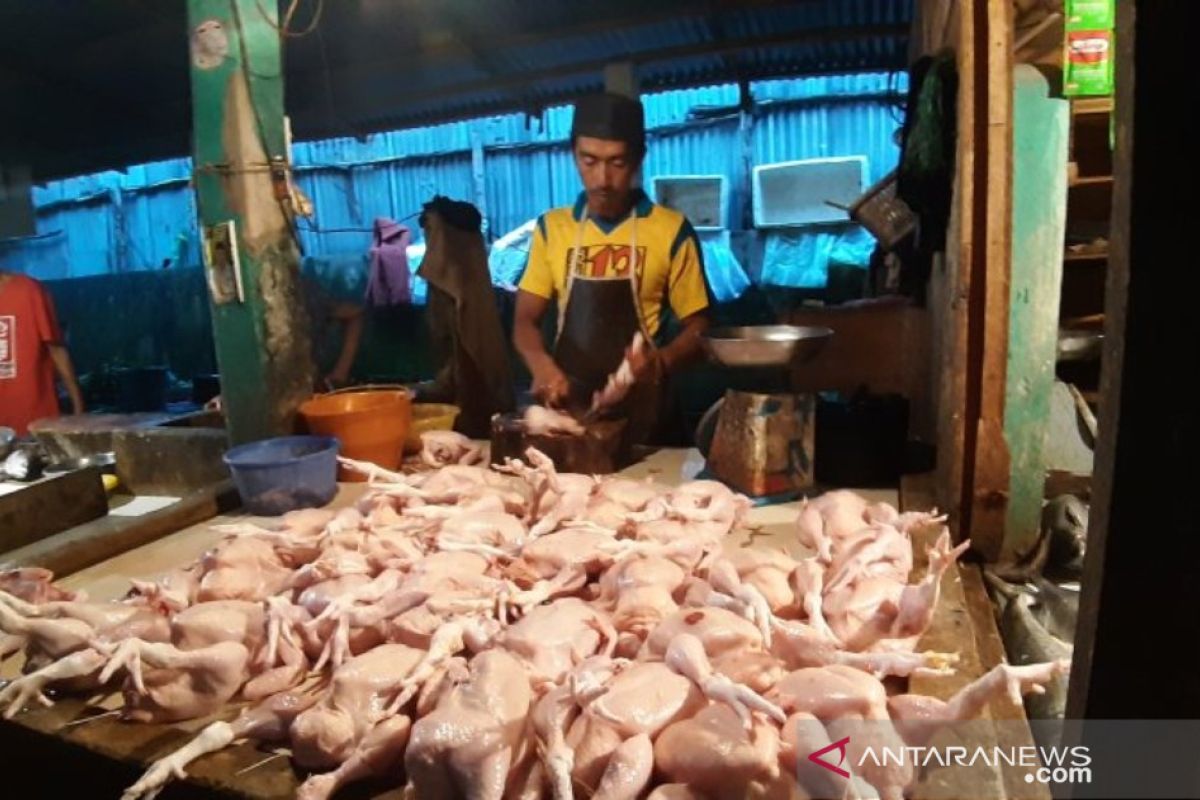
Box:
left=0, top=436, right=1068, bottom=800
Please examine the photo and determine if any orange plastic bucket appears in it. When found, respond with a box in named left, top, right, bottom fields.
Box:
left=298, top=390, right=411, bottom=482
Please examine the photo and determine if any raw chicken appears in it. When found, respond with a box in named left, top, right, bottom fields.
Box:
left=597, top=554, right=688, bottom=652
left=97, top=637, right=250, bottom=723
left=197, top=536, right=293, bottom=602
left=404, top=648, right=533, bottom=799
left=654, top=703, right=781, bottom=795
left=421, top=430, right=485, bottom=467
left=0, top=594, right=170, bottom=718
left=494, top=598, right=617, bottom=688
left=523, top=404, right=586, bottom=436
left=0, top=567, right=78, bottom=603
left=774, top=660, right=1071, bottom=800
left=724, top=546, right=800, bottom=614
left=0, top=449, right=1070, bottom=800
left=827, top=531, right=970, bottom=651
left=121, top=688, right=323, bottom=800
left=589, top=332, right=646, bottom=416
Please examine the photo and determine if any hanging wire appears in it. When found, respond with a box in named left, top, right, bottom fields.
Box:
left=228, top=0, right=304, bottom=251
left=255, top=0, right=324, bottom=38
left=294, top=208, right=422, bottom=236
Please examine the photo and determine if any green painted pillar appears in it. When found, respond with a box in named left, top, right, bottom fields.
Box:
left=1003, top=65, right=1070, bottom=559
left=186, top=1, right=312, bottom=444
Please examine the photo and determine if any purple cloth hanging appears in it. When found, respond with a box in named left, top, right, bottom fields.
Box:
left=364, top=217, right=412, bottom=306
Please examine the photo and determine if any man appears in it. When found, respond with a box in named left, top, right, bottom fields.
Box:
left=513, top=92, right=710, bottom=443
left=0, top=269, right=85, bottom=435
left=302, top=273, right=364, bottom=389
left=205, top=274, right=363, bottom=413
left=415, top=196, right=515, bottom=438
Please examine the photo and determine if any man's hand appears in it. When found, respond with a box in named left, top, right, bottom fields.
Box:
left=324, top=367, right=350, bottom=389
left=531, top=362, right=570, bottom=407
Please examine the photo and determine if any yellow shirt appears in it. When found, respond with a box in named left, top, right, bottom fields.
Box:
left=518, top=191, right=710, bottom=338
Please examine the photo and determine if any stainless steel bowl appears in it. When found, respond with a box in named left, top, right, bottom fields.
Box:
left=702, top=325, right=834, bottom=368
left=44, top=451, right=117, bottom=474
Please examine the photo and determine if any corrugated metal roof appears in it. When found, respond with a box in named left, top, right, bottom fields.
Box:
left=3, top=0, right=912, bottom=180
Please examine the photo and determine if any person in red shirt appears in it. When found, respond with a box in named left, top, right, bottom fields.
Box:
left=0, top=270, right=85, bottom=435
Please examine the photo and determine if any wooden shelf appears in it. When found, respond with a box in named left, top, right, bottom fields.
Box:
left=1064, top=249, right=1108, bottom=263
left=1069, top=174, right=1114, bottom=187
left=1072, top=97, right=1114, bottom=115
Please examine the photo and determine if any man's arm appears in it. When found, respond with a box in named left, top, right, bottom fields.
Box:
left=628, top=219, right=712, bottom=382
left=47, top=345, right=84, bottom=415
left=326, top=302, right=364, bottom=386
left=513, top=290, right=568, bottom=406
left=657, top=310, right=710, bottom=374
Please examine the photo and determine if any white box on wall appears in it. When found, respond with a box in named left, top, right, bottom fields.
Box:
left=650, top=175, right=728, bottom=231
left=752, top=156, right=869, bottom=228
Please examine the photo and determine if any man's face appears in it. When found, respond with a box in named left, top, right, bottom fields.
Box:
left=574, top=136, right=639, bottom=220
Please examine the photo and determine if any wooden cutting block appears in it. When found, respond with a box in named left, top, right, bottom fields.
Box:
left=490, top=414, right=628, bottom=474
left=0, top=468, right=108, bottom=555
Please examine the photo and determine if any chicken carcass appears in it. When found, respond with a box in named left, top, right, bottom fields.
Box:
left=97, top=637, right=250, bottom=723
left=655, top=703, right=781, bottom=795
left=0, top=567, right=78, bottom=603
left=596, top=555, right=688, bottom=655
left=523, top=404, right=586, bottom=436
left=196, top=536, right=293, bottom=602
left=724, top=546, right=801, bottom=615
left=826, top=531, right=970, bottom=652
left=422, top=430, right=485, bottom=468
left=404, top=648, right=533, bottom=800
left=774, top=660, right=1071, bottom=800
left=0, top=595, right=170, bottom=718
left=289, top=643, right=423, bottom=769
left=497, top=598, right=617, bottom=689
left=589, top=332, right=646, bottom=416
left=642, top=607, right=782, bottom=695
left=122, top=687, right=323, bottom=800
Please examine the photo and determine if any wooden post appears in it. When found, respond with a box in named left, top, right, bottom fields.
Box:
left=934, top=0, right=1015, bottom=561
left=964, top=0, right=1014, bottom=561
left=186, top=1, right=312, bottom=444
left=932, top=0, right=976, bottom=538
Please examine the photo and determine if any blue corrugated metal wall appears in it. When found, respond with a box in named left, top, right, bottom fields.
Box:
left=2, top=72, right=906, bottom=290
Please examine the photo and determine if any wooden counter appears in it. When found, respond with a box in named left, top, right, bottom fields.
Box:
left=0, top=449, right=1038, bottom=799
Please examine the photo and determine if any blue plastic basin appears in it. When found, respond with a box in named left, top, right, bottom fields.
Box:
left=222, top=435, right=339, bottom=516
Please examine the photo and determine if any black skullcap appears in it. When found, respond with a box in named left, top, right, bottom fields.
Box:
left=420, top=196, right=482, bottom=233
left=571, top=92, right=645, bottom=156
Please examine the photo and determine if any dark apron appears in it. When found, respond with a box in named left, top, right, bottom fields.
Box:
left=552, top=215, right=660, bottom=446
